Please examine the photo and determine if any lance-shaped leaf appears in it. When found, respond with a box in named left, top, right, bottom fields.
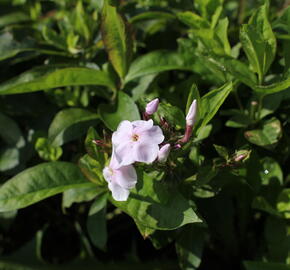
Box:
left=240, top=2, right=276, bottom=83
left=125, top=50, right=191, bottom=83
left=196, top=82, right=233, bottom=133
left=0, top=162, right=91, bottom=211
left=101, top=0, right=133, bottom=80
left=0, top=67, right=115, bottom=95
left=48, top=108, right=99, bottom=147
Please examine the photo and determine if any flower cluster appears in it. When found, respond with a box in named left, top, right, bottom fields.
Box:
left=102, top=98, right=197, bottom=201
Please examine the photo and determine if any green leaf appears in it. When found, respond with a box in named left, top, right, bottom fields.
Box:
left=259, top=157, right=283, bottom=185
left=154, top=102, right=185, bottom=130
left=252, top=196, right=281, bottom=217
left=0, top=32, right=35, bottom=62
left=85, top=127, right=105, bottom=165
left=112, top=171, right=201, bottom=230
left=177, top=12, right=210, bottom=29
left=265, top=216, right=289, bottom=262
left=125, top=50, right=191, bottom=83
left=0, top=162, right=91, bottom=211
left=215, top=18, right=231, bottom=55
left=87, top=208, right=107, bottom=250
left=99, top=91, right=140, bottom=131
left=244, top=117, right=282, bottom=149
left=240, top=3, right=276, bottom=83
left=0, top=112, right=25, bottom=147
left=78, top=154, right=106, bottom=186
left=226, top=114, right=252, bottom=128
left=244, top=261, right=290, bottom=270
left=277, top=189, right=290, bottom=219
left=0, top=147, right=20, bottom=172
left=0, top=67, right=115, bottom=95
left=101, top=0, right=133, bottom=79
left=0, top=12, right=30, bottom=28
left=62, top=184, right=99, bottom=209
left=89, top=193, right=108, bottom=216
left=35, top=137, right=62, bottom=161
left=213, top=144, right=229, bottom=160
left=176, top=224, right=206, bottom=270
left=253, top=76, right=290, bottom=94
left=219, top=57, right=257, bottom=87
left=194, top=0, right=224, bottom=22
left=48, top=108, right=99, bottom=147
left=129, top=11, right=175, bottom=24
left=197, top=82, right=233, bottom=132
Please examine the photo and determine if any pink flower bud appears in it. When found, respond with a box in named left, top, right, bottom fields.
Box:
left=146, top=98, right=159, bottom=115
left=157, top=144, right=171, bottom=163
left=186, top=99, right=197, bottom=127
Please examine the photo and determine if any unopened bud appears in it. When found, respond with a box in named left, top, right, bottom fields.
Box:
left=146, top=98, right=159, bottom=115
left=186, top=99, right=197, bottom=127
left=157, top=144, right=171, bottom=163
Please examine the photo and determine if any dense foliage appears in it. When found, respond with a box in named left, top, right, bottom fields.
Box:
left=0, top=0, right=289, bottom=269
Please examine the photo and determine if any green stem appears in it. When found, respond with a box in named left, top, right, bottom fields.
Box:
left=257, top=94, right=264, bottom=120
left=234, top=88, right=244, bottom=111
left=238, top=0, right=247, bottom=24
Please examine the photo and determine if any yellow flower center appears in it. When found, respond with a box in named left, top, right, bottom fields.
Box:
left=132, top=134, right=139, bottom=142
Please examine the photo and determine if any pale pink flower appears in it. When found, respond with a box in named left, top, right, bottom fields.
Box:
left=112, top=119, right=164, bottom=166
left=145, top=98, right=159, bottom=115
left=186, top=99, right=197, bottom=127
left=157, top=144, right=171, bottom=162
left=103, top=153, right=137, bottom=201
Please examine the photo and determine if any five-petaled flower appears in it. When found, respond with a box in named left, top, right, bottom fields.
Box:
left=112, top=119, right=164, bottom=167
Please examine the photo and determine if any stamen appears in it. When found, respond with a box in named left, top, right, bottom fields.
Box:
left=132, top=134, right=139, bottom=141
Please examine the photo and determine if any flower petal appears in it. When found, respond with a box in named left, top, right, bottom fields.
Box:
left=103, top=166, right=113, bottom=183
left=132, top=119, right=153, bottom=133
left=115, top=165, right=137, bottom=189
left=133, top=143, right=159, bottom=163
left=108, top=182, right=130, bottom=201
left=140, top=125, right=164, bottom=145
left=114, top=142, right=135, bottom=166
left=112, top=120, right=132, bottom=146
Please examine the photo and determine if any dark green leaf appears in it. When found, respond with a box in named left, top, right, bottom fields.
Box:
left=85, top=127, right=105, bottom=165
left=176, top=224, right=206, bottom=270
left=244, top=261, right=290, bottom=270
left=0, top=162, right=91, bottom=211
left=277, top=189, right=290, bottom=219
left=48, top=108, right=99, bottom=147
left=0, top=67, right=115, bottom=95
left=62, top=185, right=100, bottom=209
left=89, top=193, right=108, bottom=216
left=213, top=144, right=229, bottom=160
left=112, top=171, right=201, bottom=230
left=0, top=112, right=25, bottom=147
left=130, top=11, right=175, bottom=24
left=101, top=0, right=133, bottom=79
left=99, top=91, right=140, bottom=131
left=87, top=208, right=107, bottom=250
left=197, top=82, right=233, bottom=132
left=125, top=50, right=191, bottom=83
left=0, top=12, right=30, bottom=28
left=0, top=147, right=20, bottom=172
left=78, top=154, right=106, bottom=186
left=244, top=117, right=282, bottom=149
left=154, top=102, right=185, bottom=130
left=240, top=3, right=276, bottom=83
